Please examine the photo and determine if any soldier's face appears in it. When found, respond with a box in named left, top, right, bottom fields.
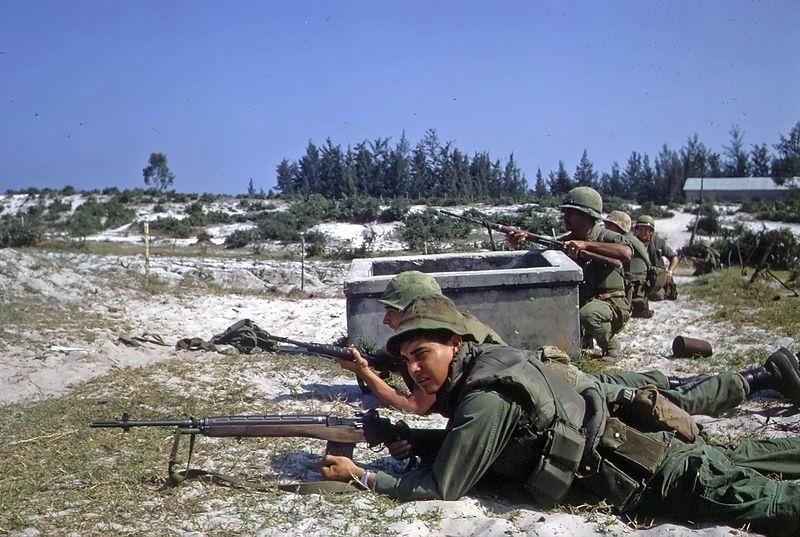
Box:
left=634, top=225, right=653, bottom=243
left=383, top=307, right=403, bottom=329
left=561, top=208, right=589, bottom=233
left=400, top=335, right=461, bottom=394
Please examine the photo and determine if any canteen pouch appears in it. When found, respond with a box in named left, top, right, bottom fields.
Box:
left=524, top=419, right=585, bottom=508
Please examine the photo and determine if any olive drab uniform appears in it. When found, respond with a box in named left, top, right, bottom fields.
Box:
left=576, top=223, right=632, bottom=357
left=374, top=340, right=800, bottom=535
left=623, top=231, right=654, bottom=318
left=645, top=233, right=678, bottom=301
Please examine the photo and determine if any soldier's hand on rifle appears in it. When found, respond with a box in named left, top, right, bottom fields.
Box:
left=563, top=239, right=587, bottom=260
left=335, top=347, right=370, bottom=376
left=504, top=228, right=528, bottom=250
left=386, top=438, right=413, bottom=460
left=319, top=454, right=362, bottom=482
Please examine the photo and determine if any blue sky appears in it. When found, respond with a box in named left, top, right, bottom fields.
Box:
left=1, top=1, right=798, bottom=195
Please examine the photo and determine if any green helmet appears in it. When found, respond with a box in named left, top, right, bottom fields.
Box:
left=559, top=186, right=603, bottom=219
left=603, top=210, right=632, bottom=234
left=378, top=271, right=442, bottom=310
left=386, top=295, right=470, bottom=356
left=635, top=215, right=656, bottom=230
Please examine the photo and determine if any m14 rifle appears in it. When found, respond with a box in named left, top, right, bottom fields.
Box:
left=439, top=209, right=622, bottom=267
left=90, top=409, right=416, bottom=489
left=209, top=320, right=412, bottom=394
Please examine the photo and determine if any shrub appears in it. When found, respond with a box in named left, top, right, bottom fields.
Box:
left=288, top=194, right=331, bottom=228
left=712, top=226, right=799, bottom=271
left=333, top=196, right=380, bottom=223
left=224, top=228, right=259, bottom=249
left=103, top=198, right=135, bottom=228
left=206, top=210, right=233, bottom=225
left=303, top=229, right=329, bottom=257
left=742, top=199, right=800, bottom=224
left=67, top=198, right=105, bottom=237
left=145, top=217, right=194, bottom=238
left=378, top=199, right=411, bottom=222
left=0, top=215, right=44, bottom=247
left=400, top=208, right=471, bottom=251
left=255, top=212, right=302, bottom=241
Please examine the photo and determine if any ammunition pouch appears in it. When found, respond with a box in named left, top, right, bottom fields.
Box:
left=612, top=386, right=699, bottom=442
left=649, top=267, right=668, bottom=293
left=577, top=417, right=669, bottom=512
left=596, top=290, right=631, bottom=329
left=524, top=419, right=585, bottom=509
left=536, top=346, right=579, bottom=388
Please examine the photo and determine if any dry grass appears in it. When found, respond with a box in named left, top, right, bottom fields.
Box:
left=0, top=354, right=433, bottom=536
left=685, top=268, right=800, bottom=339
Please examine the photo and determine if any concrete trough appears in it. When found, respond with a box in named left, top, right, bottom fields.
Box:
left=344, top=249, right=583, bottom=357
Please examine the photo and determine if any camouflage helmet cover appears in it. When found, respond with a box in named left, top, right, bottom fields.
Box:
left=559, top=186, right=603, bottom=219
left=603, top=210, right=632, bottom=234
left=386, top=294, right=471, bottom=356
left=635, top=214, right=656, bottom=230
left=378, top=270, right=443, bottom=310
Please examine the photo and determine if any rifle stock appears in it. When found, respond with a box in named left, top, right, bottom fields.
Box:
left=439, top=209, right=622, bottom=268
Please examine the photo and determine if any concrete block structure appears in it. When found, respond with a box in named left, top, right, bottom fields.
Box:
left=344, top=249, right=583, bottom=358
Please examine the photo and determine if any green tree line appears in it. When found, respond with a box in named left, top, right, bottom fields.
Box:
left=275, top=122, right=800, bottom=204
left=275, top=129, right=528, bottom=201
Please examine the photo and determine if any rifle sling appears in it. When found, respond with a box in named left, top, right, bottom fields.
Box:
left=163, top=430, right=362, bottom=495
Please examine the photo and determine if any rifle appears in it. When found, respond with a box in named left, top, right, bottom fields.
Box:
left=90, top=409, right=417, bottom=489
left=265, top=333, right=398, bottom=372
left=210, top=320, right=399, bottom=372
left=439, top=209, right=622, bottom=267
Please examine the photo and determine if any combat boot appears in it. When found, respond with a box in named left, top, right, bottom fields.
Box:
left=739, top=348, right=800, bottom=405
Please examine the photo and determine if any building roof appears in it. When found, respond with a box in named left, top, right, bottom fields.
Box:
left=684, top=177, right=799, bottom=192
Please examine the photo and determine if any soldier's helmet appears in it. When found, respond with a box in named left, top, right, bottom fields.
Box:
left=386, top=295, right=471, bottom=356
left=603, top=210, right=632, bottom=234
left=378, top=271, right=443, bottom=311
left=559, top=186, right=603, bottom=219
left=635, top=215, right=656, bottom=230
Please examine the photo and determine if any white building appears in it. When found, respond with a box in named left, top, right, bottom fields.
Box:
left=683, top=177, right=799, bottom=202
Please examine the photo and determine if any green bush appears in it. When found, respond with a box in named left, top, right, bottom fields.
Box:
left=333, top=196, right=380, bottom=223
left=206, top=210, right=233, bottom=224
left=45, top=198, right=72, bottom=222
left=303, top=229, right=329, bottom=257
left=378, top=199, right=411, bottom=222
left=145, top=217, right=194, bottom=238
left=742, top=199, right=800, bottom=224
left=224, top=228, right=259, bottom=249
left=0, top=215, right=44, bottom=247
left=712, top=226, right=799, bottom=271
left=400, top=208, right=471, bottom=251
left=631, top=202, right=674, bottom=220
left=103, top=198, right=135, bottom=228
left=255, top=212, right=303, bottom=241
left=288, top=194, right=331, bottom=228
left=67, top=199, right=105, bottom=238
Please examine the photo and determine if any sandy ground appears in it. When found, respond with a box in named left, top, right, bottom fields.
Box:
left=2, top=202, right=800, bottom=536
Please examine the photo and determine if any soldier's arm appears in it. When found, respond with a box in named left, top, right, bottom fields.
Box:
left=566, top=240, right=633, bottom=262
left=373, top=390, right=524, bottom=501
left=336, top=353, right=434, bottom=414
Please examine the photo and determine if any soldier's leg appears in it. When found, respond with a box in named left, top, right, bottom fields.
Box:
left=592, top=370, right=671, bottom=390
left=725, top=436, right=800, bottom=477
left=630, top=296, right=653, bottom=318
left=647, top=287, right=665, bottom=301
left=684, top=441, right=800, bottom=532
left=579, top=299, right=615, bottom=357
left=658, top=372, right=747, bottom=416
